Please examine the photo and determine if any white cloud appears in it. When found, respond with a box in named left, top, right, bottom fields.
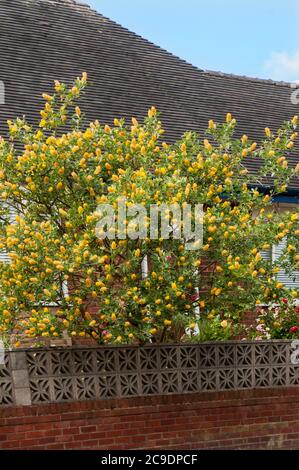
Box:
left=264, top=50, right=299, bottom=82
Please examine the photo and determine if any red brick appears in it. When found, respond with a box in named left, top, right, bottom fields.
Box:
left=80, top=425, right=97, bottom=433
left=1, top=388, right=299, bottom=449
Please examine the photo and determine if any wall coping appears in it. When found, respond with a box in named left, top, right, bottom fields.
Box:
left=6, top=338, right=295, bottom=352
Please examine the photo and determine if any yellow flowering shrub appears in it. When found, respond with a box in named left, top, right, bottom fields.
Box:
left=0, top=74, right=298, bottom=345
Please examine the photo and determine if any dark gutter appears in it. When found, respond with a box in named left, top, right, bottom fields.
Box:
left=248, top=184, right=299, bottom=203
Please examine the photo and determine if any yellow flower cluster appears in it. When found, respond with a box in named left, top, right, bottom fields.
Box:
left=0, top=77, right=297, bottom=347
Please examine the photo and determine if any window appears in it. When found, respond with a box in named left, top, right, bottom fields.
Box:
left=261, top=239, right=299, bottom=289
left=0, top=205, right=17, bottom=264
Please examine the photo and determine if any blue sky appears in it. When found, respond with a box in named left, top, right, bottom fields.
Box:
left=86, top=0, right=299, bottom=82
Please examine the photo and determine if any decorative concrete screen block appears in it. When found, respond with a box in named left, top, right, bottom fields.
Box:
left=0, top=341, right=298, bottom=406
left=0, top=354, right=14, bottom=405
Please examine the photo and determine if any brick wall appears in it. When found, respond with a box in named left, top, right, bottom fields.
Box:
left=1, top=388, right=299, bottom=450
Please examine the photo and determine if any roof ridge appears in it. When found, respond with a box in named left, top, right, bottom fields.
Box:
left=32, top=0, right=100, bottom=10
left=31, top=0, right=294, bottom=90
left=35, top=0, right=88, bottom=4
left=201, top=69, right=293, bottom=88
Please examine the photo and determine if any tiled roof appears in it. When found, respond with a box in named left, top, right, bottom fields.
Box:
left=0, top=0, right=298, bottom=191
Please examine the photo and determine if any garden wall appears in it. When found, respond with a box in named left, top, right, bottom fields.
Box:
left=1, top=341, right=299, bottom=449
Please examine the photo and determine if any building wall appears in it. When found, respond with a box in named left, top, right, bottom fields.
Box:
left=1, top=388, right=299, bottom=450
